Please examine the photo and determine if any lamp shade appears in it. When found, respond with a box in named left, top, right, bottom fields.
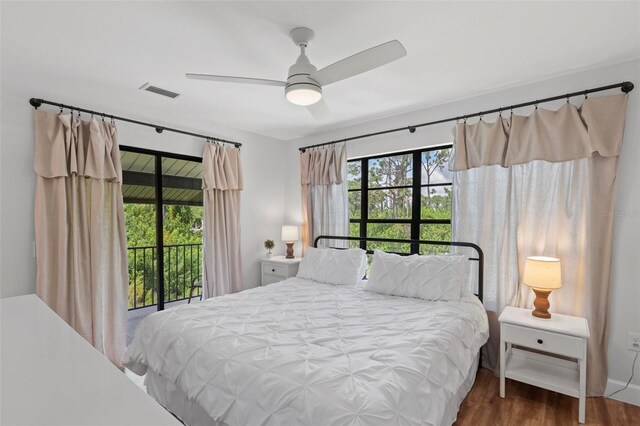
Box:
left=522, top=256, right=562, bottom=290
left=281, top=225, right=299, bottom=242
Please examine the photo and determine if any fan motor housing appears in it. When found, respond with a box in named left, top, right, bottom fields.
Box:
left=285, top=54, right=322, bottom=105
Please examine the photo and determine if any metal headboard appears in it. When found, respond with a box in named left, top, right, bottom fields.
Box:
left=313, top=236, right=484, bottom=303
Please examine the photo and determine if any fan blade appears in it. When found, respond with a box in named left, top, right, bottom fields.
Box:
left=307, top=98, right=331, bottom=121
left=185, top=73, right=286, bottom=87
left=312, top=40, right=406, bottom=86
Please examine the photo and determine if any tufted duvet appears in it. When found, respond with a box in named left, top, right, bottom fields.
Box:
left=125, top=277, right=489, bottom=426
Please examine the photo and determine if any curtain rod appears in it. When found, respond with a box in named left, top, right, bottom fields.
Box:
left=299, top=81, right=634, bottom=152
left=28, top=98, right=242, bottom=148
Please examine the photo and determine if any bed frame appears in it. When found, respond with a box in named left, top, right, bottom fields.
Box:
left=314, top=235, right=484, bottom=303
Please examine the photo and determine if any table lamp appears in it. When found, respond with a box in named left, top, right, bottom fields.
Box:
left=522, top=256, right=562, bottom=319
left=281, top=226, right=299, bottom=259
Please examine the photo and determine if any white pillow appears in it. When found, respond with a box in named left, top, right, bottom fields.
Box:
left=358, top=253, right=369, bottom=279
left=364, top=250, right=468, bottom=301
left=297, top=247, right=367, bottom=285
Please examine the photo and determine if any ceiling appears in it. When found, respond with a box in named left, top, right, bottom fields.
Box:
left=2, top=1, right=639, bottom=141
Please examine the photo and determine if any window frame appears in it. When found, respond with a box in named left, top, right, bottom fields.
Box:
left=348, top=144, right=453, bottom=254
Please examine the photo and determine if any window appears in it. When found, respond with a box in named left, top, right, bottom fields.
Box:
left=348, top=145, right=452, bottom=255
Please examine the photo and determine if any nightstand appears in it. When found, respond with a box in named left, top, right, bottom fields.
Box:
left=499, top=306, right=590, bottom=423
left=261, top=256, right=301, bottom=285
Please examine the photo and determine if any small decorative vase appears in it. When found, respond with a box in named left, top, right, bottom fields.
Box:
left=266, top=251, right=272, bottom=259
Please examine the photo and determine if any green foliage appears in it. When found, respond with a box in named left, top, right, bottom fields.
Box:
left=125, top=204, right=203, bottom=309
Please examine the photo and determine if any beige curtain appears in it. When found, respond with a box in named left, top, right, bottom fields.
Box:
left=300, top=143, right=348, bottom=251
left=451, top=94, right=628, bottom=395
left=202, top=143, right=243, bottom=298
left=34, top=110, right=128, bottom=368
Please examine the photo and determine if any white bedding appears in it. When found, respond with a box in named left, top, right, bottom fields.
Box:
left=125, top=277, right=489, bottom=426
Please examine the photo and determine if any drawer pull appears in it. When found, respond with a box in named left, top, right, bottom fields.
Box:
left=537, top=339, right=543, bottom=344
left=272, top=269, right=275, bottom=272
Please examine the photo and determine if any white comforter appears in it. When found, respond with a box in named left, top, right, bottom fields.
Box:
left=125, top=278, right=488, bottom=426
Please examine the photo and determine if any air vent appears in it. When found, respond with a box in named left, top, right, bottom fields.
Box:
left=139, top=83, right=180, bottom=99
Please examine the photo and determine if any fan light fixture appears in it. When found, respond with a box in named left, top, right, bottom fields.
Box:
left=284, top=83, right=322, bottom=106
left=285, top=84, right=322, bottom=106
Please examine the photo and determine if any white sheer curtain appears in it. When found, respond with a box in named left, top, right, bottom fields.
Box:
left=202, top=143, right=243, bottom=298
left=452, top=94, right=628, bottom=395
left=300, top=143, right=348, bottom=251
left=33, top=110, right=128, bottom=368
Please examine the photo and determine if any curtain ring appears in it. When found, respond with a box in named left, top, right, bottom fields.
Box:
left=59, top=105, right=63, bottom=113
left=463, top=116, right=467, bottom=124
left=498, top=108, right=503, bottom=117
left=566, top=94, right=571, bottom=103
left=584, top=90, right=588, bottom=99
left=534, top=101, right=538, bottom=110
left=101, top=114, right=105, bottom=122
left=510, top=108, right=513, bottom=117
left=455, top=117, right=459, bottom=124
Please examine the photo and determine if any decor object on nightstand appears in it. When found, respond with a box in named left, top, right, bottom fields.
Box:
left=522, top=256, right=562, bottom=319
left=499, top=306, right=589, bottom=423
left=281, top=226, right=299, bottom=259
left=264, top=239, right=275, bottom=259
left=261, top=256, right=301, bottom=285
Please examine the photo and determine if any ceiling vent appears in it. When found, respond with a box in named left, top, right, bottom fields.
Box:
left=139, top=83, right=180, bottom=99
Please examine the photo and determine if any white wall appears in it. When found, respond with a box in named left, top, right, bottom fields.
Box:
left=0, top=73, right=288, bottom=299
left=285, top=60, right=640, bottom=403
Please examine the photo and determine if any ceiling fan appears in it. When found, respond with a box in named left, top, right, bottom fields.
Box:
left=186, top=27, right=407, bottom=119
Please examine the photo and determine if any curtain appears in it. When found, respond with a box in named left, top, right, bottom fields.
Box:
left=300, top=143, right=348, bottom=251
left=34, top=110, right=128, bottom=368
left=202, top=143, right=243, bottom=298
left=451, top=94, right=628, bottom=395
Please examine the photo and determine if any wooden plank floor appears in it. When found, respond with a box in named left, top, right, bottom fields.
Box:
left=455, top=368, right=640, bottom=425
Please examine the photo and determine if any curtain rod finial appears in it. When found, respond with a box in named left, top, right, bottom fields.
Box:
left=29, top=98, right=42, bottom=109
left=621, top=81, right=634, bottom=93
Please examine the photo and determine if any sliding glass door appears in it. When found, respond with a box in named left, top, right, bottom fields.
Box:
left=121, top=147, right=203, bottom=313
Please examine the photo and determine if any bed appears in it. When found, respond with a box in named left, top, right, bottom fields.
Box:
left=125, top=237, right=489, bottom=426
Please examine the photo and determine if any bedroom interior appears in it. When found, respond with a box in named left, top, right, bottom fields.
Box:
left=1, top=1, right=639, bottom=425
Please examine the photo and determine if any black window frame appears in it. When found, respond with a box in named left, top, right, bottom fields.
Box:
left=348, top=144, right=453, bottom=255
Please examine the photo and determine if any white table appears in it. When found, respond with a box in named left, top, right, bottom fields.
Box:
left=261, top=256, right=301, bottom=285
left=499, top=306, right=590, bottom=423
left=0, top=294, right=181, bottom=426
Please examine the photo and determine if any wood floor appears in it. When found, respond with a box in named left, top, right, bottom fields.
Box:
left=455, top=369, right=639, bottom=425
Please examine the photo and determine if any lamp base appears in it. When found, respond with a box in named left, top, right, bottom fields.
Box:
left=531, top=288, right=552, bottom=319
left=285, top=242, right=295, bottom=259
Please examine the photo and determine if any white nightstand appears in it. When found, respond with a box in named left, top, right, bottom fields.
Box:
left=499, top=306, right=590, bottom=423
left=261, top=256, right=301, bottom=286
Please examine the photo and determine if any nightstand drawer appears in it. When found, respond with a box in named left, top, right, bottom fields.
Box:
left=262, top=263, right=288, bottom=276
left=502, top=323, right=584, bottom=359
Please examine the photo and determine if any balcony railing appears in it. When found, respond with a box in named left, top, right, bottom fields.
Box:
left=127, top=243, right=202, bottom=310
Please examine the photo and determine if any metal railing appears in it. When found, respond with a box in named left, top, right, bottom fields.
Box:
left=127, top=243, right=202, bottom=310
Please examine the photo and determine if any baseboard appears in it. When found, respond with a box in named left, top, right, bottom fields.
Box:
left=605, top=378, right=640, bottom=406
